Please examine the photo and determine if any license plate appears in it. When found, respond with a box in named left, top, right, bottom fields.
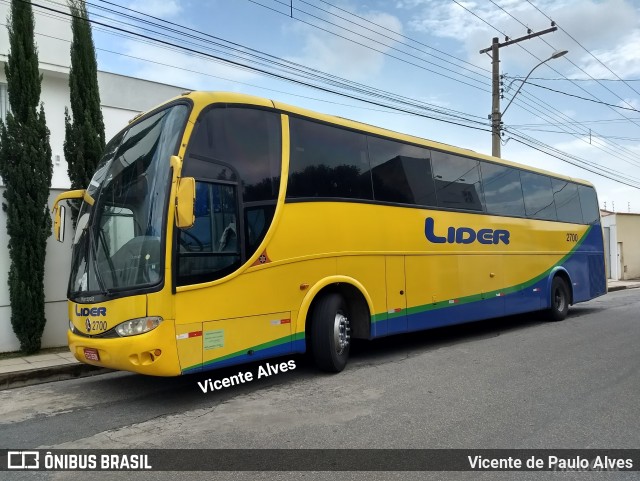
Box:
left=84, top=348, right=100, bottom=361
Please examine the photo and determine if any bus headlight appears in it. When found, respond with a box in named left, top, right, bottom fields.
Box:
left=115, top=317, right=163, bottom=337
left=69, top=320, right=77, bottom=333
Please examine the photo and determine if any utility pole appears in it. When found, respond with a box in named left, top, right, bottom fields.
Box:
left=480, top=26, right=558, bottom=158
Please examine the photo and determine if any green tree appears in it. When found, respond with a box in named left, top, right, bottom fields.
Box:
left=64, top=0, right=105, bottom=214
left=0, top=0, right=53, bottom=353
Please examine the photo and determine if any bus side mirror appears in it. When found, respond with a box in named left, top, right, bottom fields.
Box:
left=51, top=189, right=85, bottom=243
left=176, top=177, right=195, bottom=229
left=54, top=204, right=66, bottom=243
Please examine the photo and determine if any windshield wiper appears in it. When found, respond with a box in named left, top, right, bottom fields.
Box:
left=89, top=229, right=111, bottom=296
left=98, top=227, right=119, bottom=288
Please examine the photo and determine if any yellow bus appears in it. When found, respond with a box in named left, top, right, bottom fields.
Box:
left=53, top=91, right=606, bottom=376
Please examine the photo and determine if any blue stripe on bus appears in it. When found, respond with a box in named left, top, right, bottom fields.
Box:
left=376, top=225, right=605, bottom=337
left=182, top=338, right=306, bottom=375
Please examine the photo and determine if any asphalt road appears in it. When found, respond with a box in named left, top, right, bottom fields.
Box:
left=1, top=288, right=639, bottom=480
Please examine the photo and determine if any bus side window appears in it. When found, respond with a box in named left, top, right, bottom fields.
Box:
left=431, top=151, right=485, bottom=212
left=552, top=179, right=583, bottom=224
left=244, top=205, right=275, bottom=256
left=287, top=117, right=372, bottom=200
left=367, top=136, right=436, bottom=207
left=577, top=185, right=599, bottom=224
left=480, top=162, right=526, bottom=217
left=177, top=181, right=241, bottom=285
left=521, top=171, right=557, bottom=221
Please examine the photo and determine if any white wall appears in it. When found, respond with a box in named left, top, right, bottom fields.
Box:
left=0, top=2, right=187, bottom=352
left=0, top=188, right=72, bottom=352
left=617, top=214, right=640, bottom=280
left=0, top=1, right=72, bottom=74
left=602, top=215, right=619, bottom=281
left=0, top=73, right=183, bottom=352
left=98, top=71, right=185, bottom=143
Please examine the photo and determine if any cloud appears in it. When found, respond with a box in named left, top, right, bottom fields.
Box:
left=401, top=0, right=640, bottom=75
left=120, top=40, right=259, bottom=90
left=287, top=7, right=404, bottom=81
left=127, top=0, right=183, bottom=18
left=576, top=31, right=640, bottom=80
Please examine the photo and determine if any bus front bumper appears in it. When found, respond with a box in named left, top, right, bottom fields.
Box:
left=68, top=319, right=181, bottom=376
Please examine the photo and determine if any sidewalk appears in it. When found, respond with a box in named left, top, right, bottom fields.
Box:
left=0, top=349, right=110, bottom=390
left=607, top=278, right=640, bottom=292
left=1, top=279, right=639, bottom=389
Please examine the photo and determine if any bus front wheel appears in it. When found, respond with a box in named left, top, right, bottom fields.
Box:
left=311, top=293, right=351, bottom=372
left=548, top=276, right=570, bottom=322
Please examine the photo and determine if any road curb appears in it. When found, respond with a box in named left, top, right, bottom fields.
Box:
left=0, top=363, right=112, bottom=390
left=608, top=285, right=627, bottom=292
left=608, top=284, right=640, bottom=292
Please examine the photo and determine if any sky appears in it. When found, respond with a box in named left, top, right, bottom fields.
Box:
left=57, top=0, right=640, bottom=212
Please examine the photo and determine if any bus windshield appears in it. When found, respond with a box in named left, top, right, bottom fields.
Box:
left=69, top=104, right=189, bottom=299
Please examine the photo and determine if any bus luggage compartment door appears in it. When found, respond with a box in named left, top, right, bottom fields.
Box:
left=200, top=312, right=293, bottom=371
left=385, top=256, right=407, bottom=335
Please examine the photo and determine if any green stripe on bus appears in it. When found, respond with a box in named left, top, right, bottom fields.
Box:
left=371, top=225, right=592, bottom=322
left=186, top=331, right=305, bottom=372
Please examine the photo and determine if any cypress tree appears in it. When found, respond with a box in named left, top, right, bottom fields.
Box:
left=64, top=0, right=105, bottom=217
left=0, top=0, right=53, bottom=353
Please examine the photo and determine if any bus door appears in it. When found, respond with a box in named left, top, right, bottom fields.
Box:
left=386, top=256, right=407, bottom=334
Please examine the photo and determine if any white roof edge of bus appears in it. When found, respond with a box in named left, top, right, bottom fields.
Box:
left=161, top=91, right=595, bottom=189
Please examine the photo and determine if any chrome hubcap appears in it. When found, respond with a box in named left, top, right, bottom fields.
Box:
left=555, top=289, right=565, bottom=311
left=333, top=312, right=351, bottom=355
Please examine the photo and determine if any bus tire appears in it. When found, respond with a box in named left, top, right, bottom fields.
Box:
left=310, top=292, right=351, bottom=373
left=548, top=276, right=570, bottom=322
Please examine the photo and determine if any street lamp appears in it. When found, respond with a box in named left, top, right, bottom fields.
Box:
left=502, top=50, right=568, bottom=116
left=492, top=49, right=568, bottom=157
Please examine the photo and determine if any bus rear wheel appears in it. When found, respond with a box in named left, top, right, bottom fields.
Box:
left=310, top=293, right=351, bottom=372
left=548, top=276, right=570, bottom=322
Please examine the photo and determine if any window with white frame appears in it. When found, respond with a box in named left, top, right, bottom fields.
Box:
left=0, top=83, right=8, bottom=123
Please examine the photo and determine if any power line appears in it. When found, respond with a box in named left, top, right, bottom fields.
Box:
left=511, top=126, right=640, bottom=142
left=3, top=21, right=443, bottom=119
left=513, top=118, right=640, bottom=127
left=249, top=0, right=640, bottom=169
left=507, top=130, right=640, bottom=189
left=510, top=76, right=640, bottom=82
left=486, top=0, right=640, bottom=120
left=248, top=0, right=492, bottom=92
left=315, top=0, right=491, bottom=75
left=456, top=0, right=640, bottom=166
left=16, top=0, right=640, bottom=187
left=505, top=92, right=639, bottom=177
left=266, top=0, right=640, bottom=168
left=507, top=80, right=640, bottom=112
left=88, top=0, right=487, bottom=123
left=23, top=0, right=492, bottom=132
left=525, top=0, right=640, bottom=98
left=297, top=0, right=489, bottom=82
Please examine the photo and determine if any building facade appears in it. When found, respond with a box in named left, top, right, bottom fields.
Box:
left=601, top=211, right=640, bottom=281
left=0, top=3, right=185, bottom=352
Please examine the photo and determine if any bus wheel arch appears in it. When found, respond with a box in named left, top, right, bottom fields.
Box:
left=299, top=278, right=373, bottom=371
left=547, top=268, right=573, bottom=321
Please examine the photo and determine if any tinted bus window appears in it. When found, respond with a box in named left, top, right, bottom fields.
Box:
left=521, top=171, right=557, bottom=221
left=552, top=179, right=583, bottom=224
left=431, top=151, right=484, bottom=211
left=480, top=162, right=526, bottom=217
left=186, top=107, right=281, bottom=202
left=178, top=182, right=241, bottom=285
left=578, top=185, right=600, bottom=224
left=367, top=136, right=436, bottom=206
left=287, top=118, right=372, bottom=200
